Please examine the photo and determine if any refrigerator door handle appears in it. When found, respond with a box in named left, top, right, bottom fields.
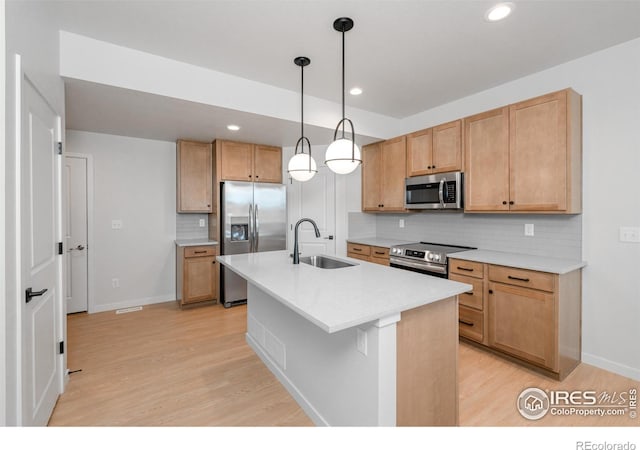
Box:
left=254, top=204, right=259, bottom=251
left=248, top=204, right=254, bottom=252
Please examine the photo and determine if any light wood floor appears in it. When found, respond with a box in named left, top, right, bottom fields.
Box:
left=49, top=301, right=639, bottom=427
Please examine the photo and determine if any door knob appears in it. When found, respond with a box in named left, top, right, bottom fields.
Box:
left=26, top=287, right=48, bottom=304
left=76, top=245, right=85, bottom=251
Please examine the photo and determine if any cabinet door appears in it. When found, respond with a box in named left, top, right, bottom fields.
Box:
left=488, top=282, right=557, bottom=370
left=177, top=140, right=212, bottom=213
left=381, top=136, right=407, bottom=211
left=432, top=120, right=462, bottom=174
left=219, top=141, right=254, bottom=182
left=406, top=128, right=432, bottom=177
left=509, top=91, right=567, bottom=211
left=361, top=143, right=382, bottom=211
left=254, top=145, right=282, bottom=183
left=464, top=107, right=510, bottom=211
left=184, top=256, right=217, bottom=304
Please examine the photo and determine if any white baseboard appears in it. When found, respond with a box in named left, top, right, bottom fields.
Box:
left=89, top=294, right=175, bottom=314
left=582, top=352, right=640, bottom=381
left=246, top=333, right=328, bottom=426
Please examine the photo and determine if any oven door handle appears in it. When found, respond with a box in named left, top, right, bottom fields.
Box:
left=389, top=257, right=447, bottom=275
left=438, top=178, right=446, bottom=208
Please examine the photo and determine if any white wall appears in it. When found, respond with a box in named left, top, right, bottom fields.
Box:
left=379, top=38, right=640, bottom=380
left=65, top=131, right=177, bottom=313
left=4, top=0, right=65, bottom=425
left=0, top=0, right=7, bottom=427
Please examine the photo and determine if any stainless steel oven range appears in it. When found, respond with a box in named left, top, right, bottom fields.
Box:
left=389, top=242, right=476, bottom=278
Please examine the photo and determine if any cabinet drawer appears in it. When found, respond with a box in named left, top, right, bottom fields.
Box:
left=449, top=259, right=484, bottom=279
left=184, top=246, right=217, bottom=258
left=489, top=265, right=554, bottom=292
left=371, top=246, right=389, bottom=259
left=459, top=305, right=484, bottom=343
left=347, top=252, right=370, bottom=262
left=347, top=243, right=371, bottom=256
left=370, top=256, right=390, bottom=266
left=449, top=273, right=483, bottom=310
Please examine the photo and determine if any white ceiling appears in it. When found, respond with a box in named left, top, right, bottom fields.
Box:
left=57, top=0, right=640, bottom=144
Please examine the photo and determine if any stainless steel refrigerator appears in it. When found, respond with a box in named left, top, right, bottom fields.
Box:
left=220, top=181, right=287, bottom=307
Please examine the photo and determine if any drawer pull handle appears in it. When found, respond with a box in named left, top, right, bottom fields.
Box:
left=353, top=247, right=362, bottom=251
left=459, top=319, right=474, bottom=327
left=374, top=251, right=385, bottom=255
left=457, top=266, right=474, bottom=272
left=194, top=251, right=207, bottom=254
left=464, top=291, right=474, bottom=296
left=508, top=275, right=530, bottom=282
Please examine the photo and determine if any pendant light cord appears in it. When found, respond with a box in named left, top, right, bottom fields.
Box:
left=301, top=62, right=304, bottom=140
left=341, top=26, right=346, bottom=139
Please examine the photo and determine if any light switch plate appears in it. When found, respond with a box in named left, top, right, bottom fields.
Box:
left=619, top=226, right=640, bottom=243
left=524, top=223, right=534, bottom=237
left=199, top=218, right=205, bottom=227
left=111, top=220, right=123, bottom=230
left=399, top=219, right=405, bottom=228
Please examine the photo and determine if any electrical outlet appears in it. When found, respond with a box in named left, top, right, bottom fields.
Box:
left=111, top=220, right=123, bottom=230
left=356, top=328, right=368, bottom=356
left=399, top=219, right=405, bottom=228
left=112, top=278, right=119, bottom=288
left=524, top=223, right=534, bottom=237
left=199, top=218, right=205, bottom=227
left=619, top=226, right=640, bottom=243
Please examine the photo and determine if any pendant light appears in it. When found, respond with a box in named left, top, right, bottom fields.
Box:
left=325, top=17, right=361, bottom=175
left=287, top=56, right=318, bottom=182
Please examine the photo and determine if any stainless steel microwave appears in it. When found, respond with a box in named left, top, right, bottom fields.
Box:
left=405, top=171, right=464, bottom=210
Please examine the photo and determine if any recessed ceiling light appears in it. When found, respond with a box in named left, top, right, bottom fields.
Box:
left=349, top=87, right=363, bottom=96
left=485, top=3, right=514, bottom=22
left=227, top=124, right=240, bottom=131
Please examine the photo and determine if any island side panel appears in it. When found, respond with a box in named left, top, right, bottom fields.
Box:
left=396, top=296, right=459, bottom=426
left=246, top=283, right=397, bottom=426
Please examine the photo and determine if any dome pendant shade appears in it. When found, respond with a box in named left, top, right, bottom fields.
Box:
left=287, top=56, right=317, bottom=182
left=325, top=17, right=361, bottom=175
left=288, top=153, right=318, bottom=181
left=325, top=138, right=361, bottom=175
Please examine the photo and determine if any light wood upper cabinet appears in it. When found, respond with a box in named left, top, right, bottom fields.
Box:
left=406, top=120, right=462, bottom=177
left=432, top=120, right=462, bottom=173
left=464, top=89, right=582, bottom=213
left=215, top=140, right=282, bottom=183
left=362, top=137, right=407, bottom=212
left=464, top=107, right=510, bottom=211
left=253, top=145, right=282, bottom=183
left=406, top=128, right=432, bottom=177
left=362, top=143, right=382, bottom=211
left=381, top=136, right=407, bottom=211
left=176, top=140, right=213, bottom=213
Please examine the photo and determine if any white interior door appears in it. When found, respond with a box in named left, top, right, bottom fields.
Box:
left=21, top=77, right=62, bottom=426
left=65, top=156, right=88, bottom=313
left=288, top=164, right=336, bottom=256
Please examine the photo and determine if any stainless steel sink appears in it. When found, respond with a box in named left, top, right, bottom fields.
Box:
left=299, top=255, right=357, bottom=269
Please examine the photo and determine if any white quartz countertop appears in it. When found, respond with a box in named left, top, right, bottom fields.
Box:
left=346, top=237, right=416, bottom=248
left=450, top=250, right=586, bottom=274
left=217, top=250, right=472, bottom=334
left=175, top=239, right=218, bottom=247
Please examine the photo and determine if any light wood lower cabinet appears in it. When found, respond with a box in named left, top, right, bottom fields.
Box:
left=346, top=242, right=390, bottom=266
left=176, top=245, right=218, bottom=306
left=449, top=258, right=582, bottom=380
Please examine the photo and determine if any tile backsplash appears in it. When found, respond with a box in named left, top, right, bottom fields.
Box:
left=176, top=213, right=209, bottom=240
left=351, top=212, right=582, bottom=260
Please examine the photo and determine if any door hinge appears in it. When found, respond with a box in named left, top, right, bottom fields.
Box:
left=58, top=242, right=63, bottom=255
left=59, top=341, right=64, bottom=355
left=57, top=142, right=63, bottom=155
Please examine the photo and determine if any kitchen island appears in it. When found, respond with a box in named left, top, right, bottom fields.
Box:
left=217, top=250, right=472, bottom=426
